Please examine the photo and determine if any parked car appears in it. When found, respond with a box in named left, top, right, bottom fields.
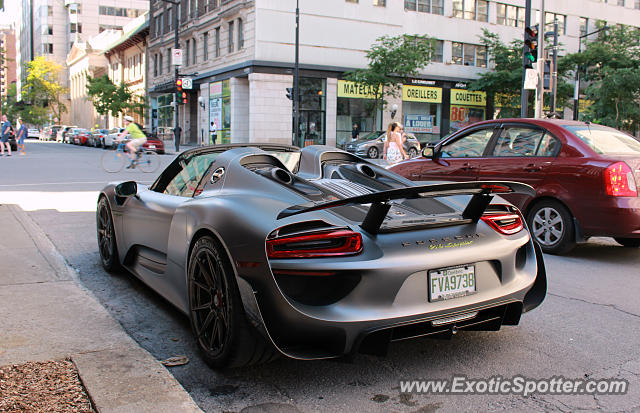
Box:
left=70, top=128, right=91, bottom=145
left=142, top=136, right=165, bottom=154
left=345, top=131, right=421, bottom=159
left=88, top=129, right=110, bottom=147
left=96, top=143, right=546, bottom=368
left=28, top=127, right=40, bottom=138
left=103, top=128, right=125, bottom=148
left=390, top=118, right=640, bottom=254
left=48, top=126, right=61, bottom=141
left=57, top=126, right=76, bottom=143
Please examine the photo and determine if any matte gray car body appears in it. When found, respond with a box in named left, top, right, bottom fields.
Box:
left=97, top=144, right=546, bottom=364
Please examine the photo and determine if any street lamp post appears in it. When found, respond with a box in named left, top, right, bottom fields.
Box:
left=160, top=0, right=181, bottom=152
left=573, top=25, right=608, bottom=121
left=293, top=0, right=300, bottom=148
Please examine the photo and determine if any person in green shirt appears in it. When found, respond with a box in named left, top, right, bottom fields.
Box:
left=116, top=115, right=147, bottom=168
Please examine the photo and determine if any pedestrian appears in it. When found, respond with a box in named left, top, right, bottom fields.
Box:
left=1, top=115, right=12, bottom=156
left=210, top=120, right=217, bottom=145
left=351, top=123, right=360, bottom=141
left=382, top=121, right=408, bottom=165
left=16, top=118, right=28, bottom=155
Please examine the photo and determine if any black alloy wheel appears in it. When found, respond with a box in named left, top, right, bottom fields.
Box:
left=96, top=197, right=121, bottom=272
left=188, top=236, right=277, bottom=368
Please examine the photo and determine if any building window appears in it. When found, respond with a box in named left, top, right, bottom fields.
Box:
left=155, top=16, right=160, bottom=35
left=154, top=54, right=158, bottom=77
left=579, top=17, right=588, bottom=37
left=168, top=7, right=172, bottom=30
left=167, top=48, right=171, bottom=72
left=496, top=3, right=524, bottom=27
left=452, top=42, right=487, bottom=67
left=69, top=4, right=81, bottom=14
left=237, top=18, right=244, bottom=49
left=192, top=38, right=197, bottom=64
left=44, top=25, right=53, bottom=35
left=617, top=0, right=625, bottom=5
left=43, top=43, right=54, bottom=54
left=208, top=0, right=219, bottom=9
left=544, top=12, right=566, bottom=35
left=404, top=0, right=444, bottom=14
left=48, top=6, right=53, bottom=16
left=346, top=0, right=358, bottom=3
left=228, top=21, right=234, bottom=53
left=215, top=27, right=220, bottom=57
left=186, top=39, right=190, bottom=66
left=433, top=40, right=444, bottom=62
left=203, top=32, right=209, bottom=60
left=70, top=23, right=82, bottom=33
left=373, top=0, right=386, bottom=5
left=453, top=0, right=488, bottom=22
left=635, top=0, right=639, bottom=9
left=159, top=53, right=163, bottom=75
left=99, top=24, right=122, bottom=33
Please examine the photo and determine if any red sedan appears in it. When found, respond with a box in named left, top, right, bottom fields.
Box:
left=390, top=118, right=640, bottom=254
left=143, top=137, right=165, bottom=154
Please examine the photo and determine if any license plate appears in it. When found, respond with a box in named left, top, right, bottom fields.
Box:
left=148, top=145, right=156, bottom=149
left=428, top=264, right=476, bottom=302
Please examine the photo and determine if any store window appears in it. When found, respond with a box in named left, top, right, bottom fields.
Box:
left=209, top=80, right=231, bottom=144
left=296, top=78, right=326, bottom=147
left=157, top=94, right=175, bottom=140
left=449, top=89, right=487, bottom=132
left=337, top=80, right=383, bottom=149
left=401, top=84, right=442, bottom=144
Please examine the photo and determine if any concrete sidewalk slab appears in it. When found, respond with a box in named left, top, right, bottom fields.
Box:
left=0, top=204, right=202, bottom=412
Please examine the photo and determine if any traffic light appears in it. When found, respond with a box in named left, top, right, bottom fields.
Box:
left=182, top=91, right=187, bottom=104
left=524, top=25, right=538, bottom=69
left=176, top=78, right=183, bottom=92
left=285, top=87, right=293, bottom=101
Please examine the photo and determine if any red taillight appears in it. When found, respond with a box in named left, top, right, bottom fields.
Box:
left=604, top=161, right=637, bottom=197
left=266, top=229, right=363, bottom=259
left=481, top=209, right=524, bottom=235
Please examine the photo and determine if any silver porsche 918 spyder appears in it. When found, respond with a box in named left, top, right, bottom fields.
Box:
left=96, top=144, right=546, bottom=368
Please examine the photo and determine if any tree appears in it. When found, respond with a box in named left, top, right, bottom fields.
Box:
left=344, top=34, right=435, bottom=128
left=86, top=75, right=133, bottom=127
left=22, top=56, right=67, bottom=124
left=471, top=29, right=573, bottom=118
left=562, top=25, right=640, bottom=132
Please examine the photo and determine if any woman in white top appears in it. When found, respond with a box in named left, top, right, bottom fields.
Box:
left=382, top=121, right=408, bottom=164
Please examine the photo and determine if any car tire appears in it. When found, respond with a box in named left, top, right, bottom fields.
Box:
left=96, top=197, right=122, bottom=272
left=188, top=236, right=277, bottom=368
left=527, top=200, right=575, bottom=255
left=367, top=147, right=379, bottom=159
left=408, top=147, right=418, bottom=158
left=614, top=237, right=640, bottom=248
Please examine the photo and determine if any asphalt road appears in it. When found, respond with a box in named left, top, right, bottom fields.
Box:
left=2, top=140, right=640, bottom=413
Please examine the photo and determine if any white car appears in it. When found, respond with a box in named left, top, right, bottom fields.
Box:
left=103, top=128, right=125, bottom=148
left=28, top=128, right=40, bottom=138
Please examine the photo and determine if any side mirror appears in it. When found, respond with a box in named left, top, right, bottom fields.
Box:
left=115, top=181, right=137, bottom=197
left=422, top=144, right=437, bottom=159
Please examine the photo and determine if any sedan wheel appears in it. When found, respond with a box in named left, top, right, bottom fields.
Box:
left=367, top=146, right=379, bottom=159
left=96, top=197, right=121, bottom=272
left=408, top=147, right=418, bottom=158
left=188, top=236, right=277, bottom=368
left=527, top=200, right=575, bottom=255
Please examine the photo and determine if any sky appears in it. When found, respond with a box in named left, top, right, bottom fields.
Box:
left=0, top=0, right=18, bottom=27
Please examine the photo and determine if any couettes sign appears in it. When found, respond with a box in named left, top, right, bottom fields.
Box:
left=401, top=85, right=442, bottom=103
left=337, top=80, right=382, bottom=99
left=450, top=89, right=486, bottom=106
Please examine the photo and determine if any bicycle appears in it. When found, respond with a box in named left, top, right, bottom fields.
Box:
left=102, top=141, right=160, bottom=173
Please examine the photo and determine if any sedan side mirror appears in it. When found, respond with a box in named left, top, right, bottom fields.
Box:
left=115, top=181, right=137, bottom=197
left=422, top=144, right=437, bottom=159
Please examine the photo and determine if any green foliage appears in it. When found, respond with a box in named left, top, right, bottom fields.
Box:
left=470, top=29, right=573, bottom=118
left=86, top=75, right=133, bottom=118
left=563, top=25, right=640, bottom=131
left=22, top=56, right=67, bottom=123
left=344, top=34, right=435, bottom=126
left=1, top=83, right=49, bottom=126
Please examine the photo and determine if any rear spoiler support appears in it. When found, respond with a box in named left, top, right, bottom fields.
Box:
left=277, top=181, right=535, bottom=235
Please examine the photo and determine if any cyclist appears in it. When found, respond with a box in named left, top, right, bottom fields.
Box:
left=116, top=115, right=147, bottom=168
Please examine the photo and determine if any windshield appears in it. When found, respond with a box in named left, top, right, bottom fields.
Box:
left=564, top=125, right=640, bottom=155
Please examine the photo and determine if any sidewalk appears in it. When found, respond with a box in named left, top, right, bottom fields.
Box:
left=0, top=204, right=202, bottom=413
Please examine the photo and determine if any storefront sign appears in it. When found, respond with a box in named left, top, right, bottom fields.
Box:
left=409, top=79, right=436, bottom=86
left=404, top=114, right=434, bottom=133
left=337, top=80, right=381, bottom=99
left=209, top=81, right=223, bottom=135
left=450, top=89, right=486, bottom=106
left=402, top=85, right=442, bottom=103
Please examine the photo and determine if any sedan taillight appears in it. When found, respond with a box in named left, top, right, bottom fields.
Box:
left=481, top=207, right=524, bottom=235
left=604, top=161, right=637, bottom=197
left=266, top=229, right=363, bottom=259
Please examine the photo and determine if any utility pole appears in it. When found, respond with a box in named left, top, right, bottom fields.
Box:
left=534, top=0, right=545, bottom=118
left=293, top=0, right=300, bottom=147
left=550, top=19, right=558, bottom=115
left=520, top=0, right=532, bottom=118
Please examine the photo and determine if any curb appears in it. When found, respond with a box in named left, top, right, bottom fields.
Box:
left=6, top=204, right=203, bottom=413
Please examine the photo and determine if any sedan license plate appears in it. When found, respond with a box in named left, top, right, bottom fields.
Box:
left=149, top=145, right=156, bottom=149
left=428, top=265, right=476, bottom=302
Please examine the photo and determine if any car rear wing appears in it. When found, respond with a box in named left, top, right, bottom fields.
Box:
left=277, top=181, right=535, bottom=234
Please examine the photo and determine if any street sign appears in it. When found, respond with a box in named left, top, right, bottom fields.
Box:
left=524, top=68, right=538, bottom=90
left=172, top=48, right=183, bottom=66
left=181, top=78, right=193, bottom=89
